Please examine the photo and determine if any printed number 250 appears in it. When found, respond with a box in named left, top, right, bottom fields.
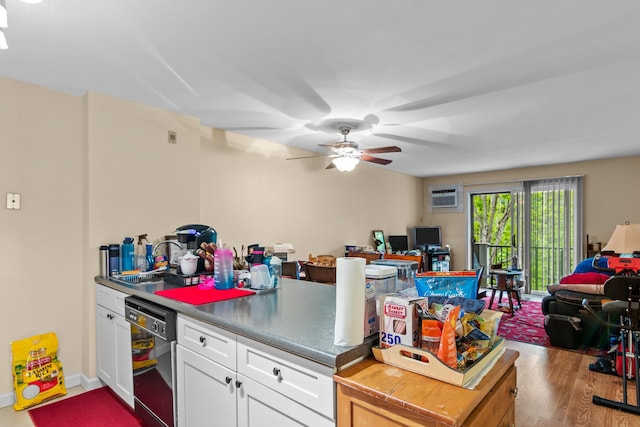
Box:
left=380, top=332, right=401, bottom=346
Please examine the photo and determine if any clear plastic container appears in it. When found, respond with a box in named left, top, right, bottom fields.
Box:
left=214, top=248, right=234, bottom=289
left=365, top=265, right=398, bottom=294
left=268, top=256, right=282, bottom=288
left=370, top=259, right=418, bottom=291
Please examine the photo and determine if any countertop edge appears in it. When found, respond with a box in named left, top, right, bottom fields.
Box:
left=95, top=276, right=375, bottom=370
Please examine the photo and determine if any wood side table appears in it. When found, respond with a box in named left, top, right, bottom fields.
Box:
left=334, top=349, right=519, bottom=427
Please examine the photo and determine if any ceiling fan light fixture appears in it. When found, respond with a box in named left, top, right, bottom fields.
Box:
left=333, top=156, right=359, bottom=172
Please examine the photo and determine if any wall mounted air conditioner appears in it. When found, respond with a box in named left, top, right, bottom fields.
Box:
left=429, top=185, right=463, bottom=212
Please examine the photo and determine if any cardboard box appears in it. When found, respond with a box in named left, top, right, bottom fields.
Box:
left=379, top=294, right=426, bottom=348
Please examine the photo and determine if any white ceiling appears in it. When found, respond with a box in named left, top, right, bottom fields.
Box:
left=2, top=0, right=640, bottom=177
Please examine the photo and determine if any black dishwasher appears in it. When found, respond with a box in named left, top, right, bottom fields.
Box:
left=124, top=296, right=177, bottom=427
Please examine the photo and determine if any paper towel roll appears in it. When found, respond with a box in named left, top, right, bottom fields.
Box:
left=334, top=257, right=366, bottom=346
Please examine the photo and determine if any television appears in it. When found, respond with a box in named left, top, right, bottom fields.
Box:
left=413, top=226, right=442, bottom=250
left=388, top=235, right=409, bottom=253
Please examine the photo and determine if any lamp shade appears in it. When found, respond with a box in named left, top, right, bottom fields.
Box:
left=602, top=223, right=640, bottom=254
left=332, top=156, right=359, bottom=172
left=0, top=28, right=6, bottom=50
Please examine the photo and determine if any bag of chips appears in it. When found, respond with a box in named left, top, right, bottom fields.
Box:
left=437, top=305, right=460, bottom=369
left=12, top=332, right=67, bottom=410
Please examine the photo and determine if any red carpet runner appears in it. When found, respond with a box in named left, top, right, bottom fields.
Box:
left=29, top=387, right=142, bottom=427
left=483, top=296, right=551, bottom=347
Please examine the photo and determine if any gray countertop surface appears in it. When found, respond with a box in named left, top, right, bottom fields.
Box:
left=95, top=275, right=376, bottom=370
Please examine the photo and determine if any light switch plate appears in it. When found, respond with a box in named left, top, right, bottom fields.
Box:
left=6, top=192, right=21, bottom=209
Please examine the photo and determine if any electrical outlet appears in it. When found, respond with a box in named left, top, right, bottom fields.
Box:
left=168, top=130, right=177, bottom=144
left=6, top=192, right=21, bottom=210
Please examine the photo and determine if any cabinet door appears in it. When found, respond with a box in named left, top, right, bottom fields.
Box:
left=114, top=314, right=134, bottom=407
left=96, top=305, right=116, bottom=386
left=176, top=345, right=237, bottom=427
left=237, top=374, right=334, bottom=427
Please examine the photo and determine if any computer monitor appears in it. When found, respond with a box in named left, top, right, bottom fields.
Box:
left=388, top=235, right=409, bottom=253
left=413, top=226, right=442, bottom=251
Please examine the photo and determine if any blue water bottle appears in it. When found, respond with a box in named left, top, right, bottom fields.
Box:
left=146, top=244, right=154, bottom=271
left=121, top=237, right=135, bottom=271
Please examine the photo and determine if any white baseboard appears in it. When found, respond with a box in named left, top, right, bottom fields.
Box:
left=0, top=373, right=103, bottom=409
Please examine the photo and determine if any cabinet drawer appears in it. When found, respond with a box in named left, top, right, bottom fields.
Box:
left=96, top=284, right=127, bottom=316
left=237, top=335, right=335, bottom=420
left=177, top=314, right=236, bottom=370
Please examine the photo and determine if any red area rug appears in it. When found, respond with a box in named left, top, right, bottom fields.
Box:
left=28, top=387, right=142, bottom=427
left=483, top=296, right=551, bottom=347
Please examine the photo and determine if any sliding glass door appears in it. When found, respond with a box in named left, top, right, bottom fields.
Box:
left=469, top=176, right=582, bottom=294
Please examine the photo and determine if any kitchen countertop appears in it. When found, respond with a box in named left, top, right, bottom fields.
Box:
left=95, top=275, right=376, bottom=370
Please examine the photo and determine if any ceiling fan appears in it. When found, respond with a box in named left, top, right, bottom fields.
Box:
left=287, top=125, right=401, bottom=172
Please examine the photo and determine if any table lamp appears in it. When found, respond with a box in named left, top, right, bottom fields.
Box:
left=602, top=222, right=640, bottom=255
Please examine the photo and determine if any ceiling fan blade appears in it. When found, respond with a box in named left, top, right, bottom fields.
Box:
left=318, top=143, right=341, bottom=153
left=372, top=132, right=452, bottom=149
left=361, top=155, right=392, bottom=165
left=361, top=146, right=401, bottom=155
left=286, top=154, right=327, bottom=160
left=325, top=162, right=336, bottom=169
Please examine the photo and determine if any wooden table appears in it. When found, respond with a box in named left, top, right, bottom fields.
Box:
left=488, top=269, right=523, bottom=313
left=334, top=349, right=519, bottom=427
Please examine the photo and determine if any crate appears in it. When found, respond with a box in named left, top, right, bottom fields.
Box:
left=372, top=337, right=505, bottom=389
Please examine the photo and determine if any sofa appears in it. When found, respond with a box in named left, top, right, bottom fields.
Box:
left=541, top=258, right=614, bottom=349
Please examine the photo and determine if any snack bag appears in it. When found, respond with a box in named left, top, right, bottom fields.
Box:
left=12, top=332, right=67, bottom=410
left=437, top=306, right=460, bottom=369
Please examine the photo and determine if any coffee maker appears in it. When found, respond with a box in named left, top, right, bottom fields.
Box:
left=175, top=224, right=217, bottom=251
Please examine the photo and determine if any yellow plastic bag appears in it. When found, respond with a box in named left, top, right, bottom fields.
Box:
left=12, top=332, right=67, bottom=410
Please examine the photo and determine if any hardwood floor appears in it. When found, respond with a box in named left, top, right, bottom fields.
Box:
left=507, top=340, right=640, bottom=426
left=2, top=341, right=639, bottom=426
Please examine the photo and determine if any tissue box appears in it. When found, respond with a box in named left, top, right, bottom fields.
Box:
left=379, top=294, right=426, bottom=349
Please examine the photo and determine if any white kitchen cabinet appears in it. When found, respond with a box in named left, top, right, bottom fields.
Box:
left=176, top=314, right=335, bottom=427
left=176, top=344, right=237, bottom=427
left=237, top=374, right=334, bottom=427
left=95, top=284, right=134, bottom=408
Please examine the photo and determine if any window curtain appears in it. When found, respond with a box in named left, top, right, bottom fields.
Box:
left=523, top=176, right=583, bottom=291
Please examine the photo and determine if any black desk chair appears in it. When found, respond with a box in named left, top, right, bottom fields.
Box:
left=476, top=266, right=486, bottom=299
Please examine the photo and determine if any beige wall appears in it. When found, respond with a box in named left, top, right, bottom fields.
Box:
left=0, top=77, right=422, bottom=398
left=424, top=157, right=640, bottom=270
left=0, top=78, right=84, bottom=397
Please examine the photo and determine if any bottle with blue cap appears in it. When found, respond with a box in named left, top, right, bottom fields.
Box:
left=121, top=237, right=135, bottom=271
